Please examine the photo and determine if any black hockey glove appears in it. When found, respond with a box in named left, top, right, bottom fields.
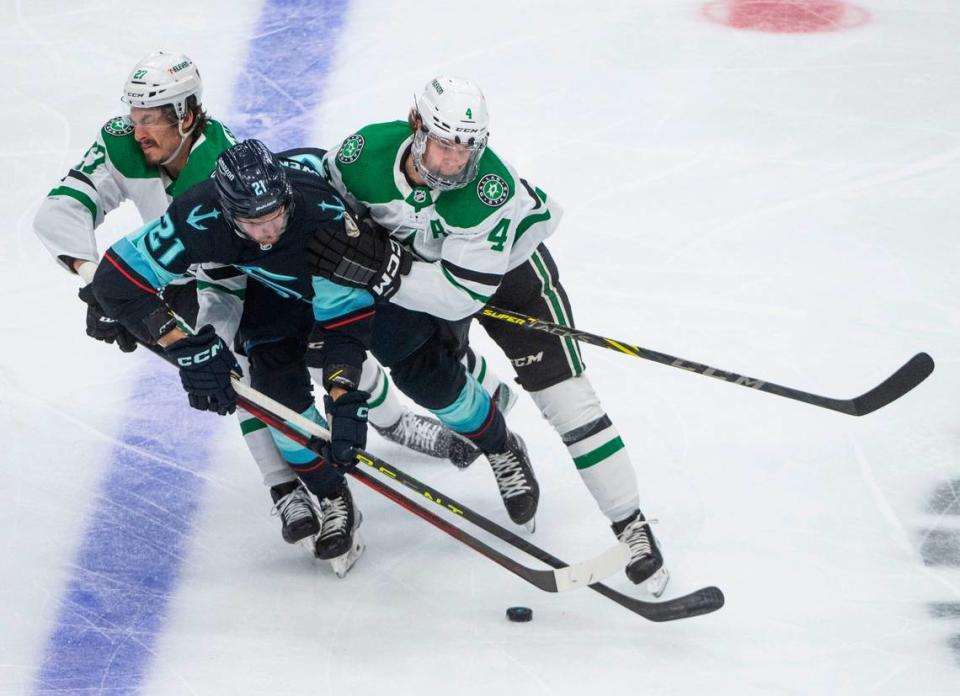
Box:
left=164, top=325, right=243, bottom=416
left=323, top=390, right=370, bottom=470
left=306, top=223, right=412, bottom=300
left=78, top=284, right=138, bottom=353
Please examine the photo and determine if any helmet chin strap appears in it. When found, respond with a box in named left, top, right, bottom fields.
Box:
left=160, top=118, right=196, bottom=168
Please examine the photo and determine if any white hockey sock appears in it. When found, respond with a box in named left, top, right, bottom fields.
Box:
left=308, top=360, right=405, bottom=429
left=462, top=347, right=504, bottom=397
left=237, top=405, right=297, bottom=489
left=530, top=375, right=640, bottom=522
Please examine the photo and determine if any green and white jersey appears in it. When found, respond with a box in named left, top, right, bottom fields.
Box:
left=324, top=121, right=562, bottom=321
left=34, top=116, right=236, bottom=273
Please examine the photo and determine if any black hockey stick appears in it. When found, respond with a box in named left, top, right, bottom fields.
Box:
left=234, top=380, right=725, bottom=622
left=481, top=306, right=934, bottom=416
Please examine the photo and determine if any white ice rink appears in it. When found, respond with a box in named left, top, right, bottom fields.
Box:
left=2, top=0, right=960, bottom=693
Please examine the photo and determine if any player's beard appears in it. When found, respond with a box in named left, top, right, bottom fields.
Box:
left=139, top=142, right=164, bottom=166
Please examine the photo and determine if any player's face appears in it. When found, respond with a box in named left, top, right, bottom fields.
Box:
left=129, top=107, right=182, bottom=165
left=235, top=205, right=287, bottom=247
left=423, top=135, right=473, bottom=177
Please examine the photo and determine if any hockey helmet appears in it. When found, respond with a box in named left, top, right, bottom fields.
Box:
left=411, top=76, right=489, bottom=191
left=121, top=50, right=203, bottom=121
left=215, top=140, right=293, bottom=230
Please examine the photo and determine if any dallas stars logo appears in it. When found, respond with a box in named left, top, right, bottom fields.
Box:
left=477, top=174, right=508, bottom=207
left=337, top=134, right=365, bottom=163
left=103, top=116, right=134, bottom=137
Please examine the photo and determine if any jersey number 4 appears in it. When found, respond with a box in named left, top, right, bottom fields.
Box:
left=487, top=218, right=510, bottom=252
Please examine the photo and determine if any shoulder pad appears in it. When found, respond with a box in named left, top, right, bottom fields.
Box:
left=102, top=116, right=134, bottom=137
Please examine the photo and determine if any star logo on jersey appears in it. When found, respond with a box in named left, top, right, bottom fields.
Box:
left=477, top=174, right=509, bottom=207
left=337, top=134, right=365, bottom=164
left=103, top=116, right=134, bottom=137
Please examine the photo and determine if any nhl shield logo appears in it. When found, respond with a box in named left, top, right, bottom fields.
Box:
left=477, top=174, right=508, bottom=207
left=337, top=134, right=365, bottom=164
left=413, top=189, right=427, bottom=204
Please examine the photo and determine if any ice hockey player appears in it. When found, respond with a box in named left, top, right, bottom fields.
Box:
left=32, top=52, right=476, bottom=555
left=308, top=77, right=668, bottom=594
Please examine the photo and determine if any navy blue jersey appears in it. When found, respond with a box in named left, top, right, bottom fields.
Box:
left=93, top=150, right=374, bottom=371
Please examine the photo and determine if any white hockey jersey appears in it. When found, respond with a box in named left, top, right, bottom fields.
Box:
left=34, top=116, right=236, bottom=274
left=324, top=121, right=562, bottom=321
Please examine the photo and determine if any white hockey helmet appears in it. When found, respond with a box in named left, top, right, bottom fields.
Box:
left=411, top=76, right=489, bottom=191
left=121, top=50, right=203, bottom=121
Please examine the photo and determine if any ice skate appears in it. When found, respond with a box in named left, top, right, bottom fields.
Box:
left=374, top=412, right=481, bottom=469
left=270, top=480, right=320, bottom=544
left=486, top=432, right=539, bottom=527
left=314, top=483, right=364, bottom=577
left=612, top=510, right=669, bottom=597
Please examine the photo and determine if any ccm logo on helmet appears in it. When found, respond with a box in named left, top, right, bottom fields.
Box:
left=176, top=342, right=222, bottom=367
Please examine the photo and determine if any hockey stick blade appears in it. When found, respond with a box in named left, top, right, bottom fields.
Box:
left=591, top=583, right=725, bottom=622
left=845, top=352, right=934, bottom=416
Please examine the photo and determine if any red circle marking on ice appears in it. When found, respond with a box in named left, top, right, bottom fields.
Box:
left=702, top=0, right=871, bottom=33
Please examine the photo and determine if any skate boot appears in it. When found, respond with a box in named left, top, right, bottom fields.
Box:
left=270, top=480, right=320, bottom=544
left=374, top=412, right=481, bottom=469
left=612, top=510, right=669, bottom=597
left=314, top=483, right=365, bottom=578
left=486, top=432, right=539, bottom=529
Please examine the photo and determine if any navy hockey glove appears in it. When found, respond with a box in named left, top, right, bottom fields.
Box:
left=306, top=222, right=412, bottom=300
left=323, top=390, right=370, bottom=470
left=164, top=325, right=242, bottom=416
left=78, top=284, right=138, bottom=353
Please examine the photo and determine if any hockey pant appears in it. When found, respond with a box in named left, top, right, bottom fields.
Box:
left=194, top=267, right=405, bottom=491
left=478, top=244, right=640, bottom=523
left=369, top=303, right=508, bottom=454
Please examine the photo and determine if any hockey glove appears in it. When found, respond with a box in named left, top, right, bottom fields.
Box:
left=78, top=284, right=138, bottom=353
left=306, top=223, right=412, bottom=300
left=164, top=325, right=243, bottom=416
left=323, top=390, right=370, bottom=470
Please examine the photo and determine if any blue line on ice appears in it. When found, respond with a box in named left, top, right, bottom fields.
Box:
left=33, top=1, right=348, bottom=692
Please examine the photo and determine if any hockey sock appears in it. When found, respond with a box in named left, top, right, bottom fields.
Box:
left=265, top=403, right=340, bottom=498
left=530, top=375, right=640, bottom=521
left=462, top=346, right=504, bottom=398
left=360, top=363, right=404, bottom=429
left=432, top=373, right=507, bottom=453
left=237, top=405, right=298, bottom=488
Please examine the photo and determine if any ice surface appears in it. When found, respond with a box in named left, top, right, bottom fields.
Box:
left=2, top=1, right=959, bottom=694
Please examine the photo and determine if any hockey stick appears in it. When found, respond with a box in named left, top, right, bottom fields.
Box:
left=481, top=306, right=934, bottom=417
left=232, top=380, right=630, bottom=594
left=234, top=379, right=725, bottom=622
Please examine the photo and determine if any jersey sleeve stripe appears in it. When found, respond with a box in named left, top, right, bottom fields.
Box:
left=440, top=259, right=503, bottom=286
left=196, top=280, right=246, bottom=299
left=440, top=266, right=493, bottom=303
left=199, top=265, right=243, bottom=281
left=515, top=209, right=552, bottom=243
left=67, top=169, right=95, bottom=188
left=102, top=250, right=159, bottom=295
left=110, top=237, right=180, bottom=289
left=47, top=185, right=97, bottom=224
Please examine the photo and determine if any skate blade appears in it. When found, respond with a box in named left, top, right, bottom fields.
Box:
left=645, top=567, right=670, bottom=598
left=330, top=531, right=365, bottom=578
left=522, top=517, right=536, bottom=534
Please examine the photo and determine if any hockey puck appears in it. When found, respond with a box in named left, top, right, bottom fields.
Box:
left=506, top=606, right=533, bottom=622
